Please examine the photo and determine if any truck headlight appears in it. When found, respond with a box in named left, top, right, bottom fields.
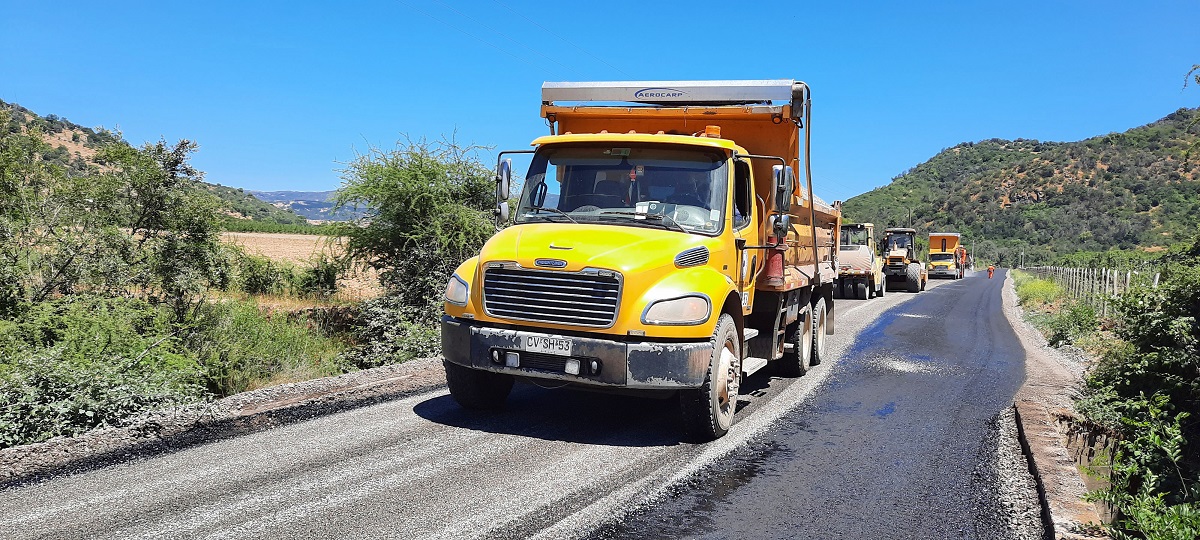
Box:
left=641, top=295, right=710, bottom=325
left=444, top=274, right=469, bottom=306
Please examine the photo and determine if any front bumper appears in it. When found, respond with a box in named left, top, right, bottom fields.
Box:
left=930, top=266, right=957, bottom=277
left=441, top=316, right=713, bottom=389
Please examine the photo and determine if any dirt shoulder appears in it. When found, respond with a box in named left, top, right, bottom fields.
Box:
left=0, top=357, right=448, bottom=488
left=1000, top=272, right=1109, bottom=539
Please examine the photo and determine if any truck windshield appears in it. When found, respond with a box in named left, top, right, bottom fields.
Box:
left=516, top=145, right=729, bottom=235
left=841, top=228, right=870, bottom=246
left=930, top=253, right=955, bottom=262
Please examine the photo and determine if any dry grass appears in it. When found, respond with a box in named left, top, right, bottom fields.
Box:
left=220, top=232, right=383, bottom=304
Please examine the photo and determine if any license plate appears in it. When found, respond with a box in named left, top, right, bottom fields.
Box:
left=523, top=335, right=573, bottom=356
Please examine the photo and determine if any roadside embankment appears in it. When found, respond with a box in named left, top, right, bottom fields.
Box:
left=0, top=357, right=447, bottom=488
left=1001, top=271, right=1110, bottom=539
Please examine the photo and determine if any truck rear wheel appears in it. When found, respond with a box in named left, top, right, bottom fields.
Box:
left=906, top=263, right=922, bottom=293
left=875, top=279, right=884, bottom=298
left=444, top=361, right=514, bottom=410
left=777, top=304, right=813, bottom=377
left=855, top=280, right=868, bottom=300
left=681, top=314, right=741, bottom=440
left=811, top=298, right=828, bottom=366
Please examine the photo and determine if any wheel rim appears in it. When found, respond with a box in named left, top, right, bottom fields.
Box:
left=801, top=310, right=813, bottom=367
left=816, top=308, right=827, bottom=356
left=716, top=342, right=739, bottom=423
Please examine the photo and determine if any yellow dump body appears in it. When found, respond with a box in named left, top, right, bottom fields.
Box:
left=545, top=105, right=841, bottom=292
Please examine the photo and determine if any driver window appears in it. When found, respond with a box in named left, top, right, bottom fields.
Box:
left=733, top=160, right=751, bottom=229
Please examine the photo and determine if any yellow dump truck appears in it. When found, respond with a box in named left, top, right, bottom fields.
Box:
left=836, top=223, right=884, bottom=299
left=928, top=232, right=967, bottom=279
left=441, top=80, right=842, bottom=439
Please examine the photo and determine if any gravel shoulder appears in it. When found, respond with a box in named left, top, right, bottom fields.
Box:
left=0, top=357, right=448, bottom=488
left=999, top=272, right=1109, bottom=539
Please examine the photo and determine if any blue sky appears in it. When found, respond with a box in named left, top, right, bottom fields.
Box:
left=2, top=1, right=1198, bottom=202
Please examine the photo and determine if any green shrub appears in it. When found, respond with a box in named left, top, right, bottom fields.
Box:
left=341, top=294, right=439, bottom=368
left=0, top=296, right=206, bottom=448
left=295, top=255, right=341, bottom=298
left=185, top=300, right=348, bottom=396
left=1047, top=302, right=1098, bottom=346
left=1077, top=232, right=1200, bottom=538
left=1086, top=394, right=1200, bottom=540
left=235, top=253, right=296, bottom=296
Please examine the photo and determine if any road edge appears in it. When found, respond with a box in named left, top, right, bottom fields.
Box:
left=1000, top=271, right=1110, bottom=539
left=0, top=357, right=448, bottom=489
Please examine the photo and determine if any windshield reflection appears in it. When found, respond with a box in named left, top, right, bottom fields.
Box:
left=516, top=145, right=729, bottom=235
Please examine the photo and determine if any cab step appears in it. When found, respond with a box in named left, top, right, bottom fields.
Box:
left=743, top=328, right=760, bottom=341
left=742, top=356, right=769, bottom=377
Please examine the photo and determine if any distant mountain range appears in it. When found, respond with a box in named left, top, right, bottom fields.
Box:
left=842, top=108, right=1200, bottom=265
left=248, top=190, right=362, bottom=222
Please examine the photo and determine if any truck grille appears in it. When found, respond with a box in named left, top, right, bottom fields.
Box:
left=482, top=267, right=621, bottom=327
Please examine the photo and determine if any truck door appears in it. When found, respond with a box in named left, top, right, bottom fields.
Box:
left=732, top=159, right=758, bottom=312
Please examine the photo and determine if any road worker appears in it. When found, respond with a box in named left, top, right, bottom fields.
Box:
left=987, top=265, right=995, bottom=279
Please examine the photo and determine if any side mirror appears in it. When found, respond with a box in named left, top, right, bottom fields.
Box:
left=496, top=202, right=510, bottom=222
left=771, top=164, right=794, bottom=213
left=497, top=159, right=512, bottom=202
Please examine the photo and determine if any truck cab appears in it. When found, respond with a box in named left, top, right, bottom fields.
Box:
left=440, top=80, right=841, bottom=440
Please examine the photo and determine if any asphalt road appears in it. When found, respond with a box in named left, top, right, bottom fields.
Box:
left=0, top=270, right=1028, bottom=539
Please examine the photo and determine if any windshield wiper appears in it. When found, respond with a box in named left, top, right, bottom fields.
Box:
left=528, top=206, right=578, bottom=224
left=596, top=211, right=689, bottom=234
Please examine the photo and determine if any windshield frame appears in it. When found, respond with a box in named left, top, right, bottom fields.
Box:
left=514, top=143, right=731, bottom=237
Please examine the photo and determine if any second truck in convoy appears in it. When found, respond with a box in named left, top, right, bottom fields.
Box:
left=440, top=80, right=841, bottom=439
left=836, top=222, right=884, bottom=299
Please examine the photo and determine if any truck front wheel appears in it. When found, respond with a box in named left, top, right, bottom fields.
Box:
left=906, top=263, right=922, bottom=293
left=681, top=314, right=740, bottom=440
left=444, top=361, right=514, bottom=410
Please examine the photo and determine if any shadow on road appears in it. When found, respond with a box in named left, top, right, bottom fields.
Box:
left=415, top=371, right=783, bottom=447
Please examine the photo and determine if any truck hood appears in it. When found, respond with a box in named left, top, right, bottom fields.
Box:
left=480, top=222, right=717, bottom=276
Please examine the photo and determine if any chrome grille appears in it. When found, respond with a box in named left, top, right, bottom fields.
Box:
left=483, top=267, right=621, bottom=327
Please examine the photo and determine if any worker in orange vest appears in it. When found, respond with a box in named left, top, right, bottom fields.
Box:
left=987, top=265, right=995, bottom=279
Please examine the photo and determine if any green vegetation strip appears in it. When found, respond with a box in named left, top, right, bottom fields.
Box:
left=1012, top=236, right=1200, bottom=538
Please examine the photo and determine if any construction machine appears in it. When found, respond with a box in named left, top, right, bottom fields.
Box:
left=882, top=227, right=926, bottom=293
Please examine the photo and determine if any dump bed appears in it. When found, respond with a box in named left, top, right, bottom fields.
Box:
left=540, top=80, right=841, bottom=288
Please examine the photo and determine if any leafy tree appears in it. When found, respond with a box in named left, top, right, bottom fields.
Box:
left=332, top=138, right=495, bottom=323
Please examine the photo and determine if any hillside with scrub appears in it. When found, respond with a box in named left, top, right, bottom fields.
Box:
left=0, top=99, right=495, bottom=450
left=842, top=108, right=1200, bottom=266
left=0, top=99, right=321, bottom=233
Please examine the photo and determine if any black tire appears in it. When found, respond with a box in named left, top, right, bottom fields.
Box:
left=832, top=280, right=843, bottom=299
left=811, top=297, right=828, bottom=365
left=876, top=278, right=885, bottom=298
left=444, top=360, right=514, bottom=410
left=681, top=314, right=741, bottom=440
left=855, top=280, right=868, bottom=300
left=906, top=263, right=922, bottom=293
left=776, top=304, right=813, bottom=377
